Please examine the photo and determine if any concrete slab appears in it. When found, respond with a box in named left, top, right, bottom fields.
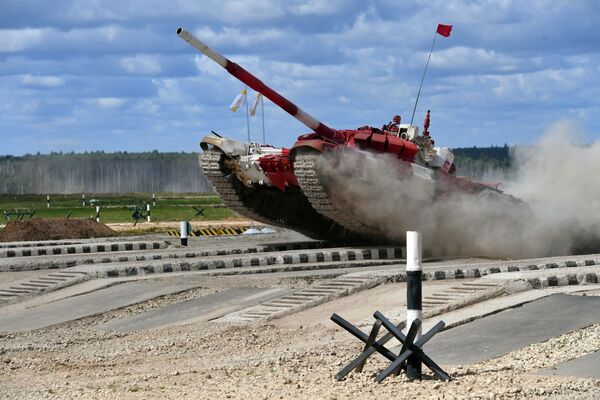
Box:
left=425, top=294, right=600, bottom=366
left=0, top=280, right=200, bottom=333
left=538, top=351, right=600, bottom=379
left=97, top=287, right=292, bottom=332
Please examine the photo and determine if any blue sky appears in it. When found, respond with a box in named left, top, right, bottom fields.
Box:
left=1, top=0, right=599, bottom=155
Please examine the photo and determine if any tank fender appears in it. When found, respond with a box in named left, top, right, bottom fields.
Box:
left=290, top=140, right=335, bottom=158
left=200, top=135, right=249, bottom=156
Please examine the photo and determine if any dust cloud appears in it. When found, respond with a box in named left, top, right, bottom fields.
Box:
left=317, top=122, right=600, bottom=258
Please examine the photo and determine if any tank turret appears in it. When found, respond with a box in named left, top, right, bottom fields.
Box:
left=176, top=27, right=345, bottom=143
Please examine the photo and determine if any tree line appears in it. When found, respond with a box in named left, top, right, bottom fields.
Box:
left=0, top=151, right=213, bottom=194
left=0, top=147, right=513, bottom=194
left=453, top=144, right=511, bottom=180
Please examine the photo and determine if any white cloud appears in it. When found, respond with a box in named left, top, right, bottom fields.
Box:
left=152, top=79, right=183, bottom=104
left=0, top=28, right=47, bottom=52
left=95, top=97, right=127, bottom=108
left=288, top=0, right=347, bottom=16
left=120, top=54, right=162, bottom=75
left=192, top=26, right=287, bottom=49
left=21, top=74, right=65, bottom=87
left=429, top=47, right=522, bottom=72
left=193, top=55, right=222, bottom=77
left=491, top=68, right=587, bottom=100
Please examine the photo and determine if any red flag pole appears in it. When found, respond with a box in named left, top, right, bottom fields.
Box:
left=410, top=31, right=437, bottom=125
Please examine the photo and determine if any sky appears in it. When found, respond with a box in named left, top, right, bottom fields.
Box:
left=1, top=0, right=599, bottom=155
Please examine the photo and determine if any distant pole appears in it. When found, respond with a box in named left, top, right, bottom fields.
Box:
left=261, top=94, right=266, bottom=143
left=152, top=193, right=156, bottom=207
left=244, top=85, right=251, bottom=142
left=406, top=231, right=423, bottom=379
left=180, top=221, right=189, bottom=246
left=46, top=195, right=50, bottom=208
left=410, top=32, right=437, bottom=125
left=82, top=193, right=86, bottom=206
left=146, top=203, right=151, bottom=223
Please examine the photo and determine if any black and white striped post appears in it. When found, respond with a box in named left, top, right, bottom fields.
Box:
left=82, top=193, right=86, bottom=206
left=152, top=193, right=156, bottom=207
left=180, top=221, right=189, bottom=246
left=146, top=204, right=151, bottom=223
left=46, top=195, right=50, bottom=208
left=406, top=230, right=423, bottom=380
left=95, top=206, right=101, bottom=223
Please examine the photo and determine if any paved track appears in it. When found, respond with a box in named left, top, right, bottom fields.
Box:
left=97, top=287, right=292, bottom=332
left=538, top=351, right=600, bottom=379
left=0, top=279, right=201, bottom=332
left=425, top=293, right=600, bottom=365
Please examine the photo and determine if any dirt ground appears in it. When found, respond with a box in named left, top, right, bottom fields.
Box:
left=1, top=282, right=599, bottom=400
left=0, top=219, right=115, bottom=242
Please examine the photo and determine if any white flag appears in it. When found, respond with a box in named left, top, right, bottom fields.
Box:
left=229, top=88, right=247, bottom=112
left=250, top=92, right=262, bottom=116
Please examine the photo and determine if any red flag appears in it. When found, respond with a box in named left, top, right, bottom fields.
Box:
left=436, top=24, right=452, bottom=37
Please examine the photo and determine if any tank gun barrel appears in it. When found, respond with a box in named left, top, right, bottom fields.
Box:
left=177, top=27, right=343, bottom=142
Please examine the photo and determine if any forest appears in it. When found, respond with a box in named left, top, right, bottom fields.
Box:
left=0, top=146, right=512, bottom=194
left=452, top=144, right=512, bottom=180
left=0, top=151, right=212, bottom=194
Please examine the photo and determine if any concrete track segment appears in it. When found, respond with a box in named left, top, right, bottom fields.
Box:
left=0, top=280, right=200, bottom=333
left=537, top=351, right=600, bottom=379
left=0, top=240, right=168, bottom=260
left=0, top=240, right=328, bottom=272
left=67, top=247, right=403, bottom=278
left=424, top=294, right=600, bottom=366
left=96, top=287, right=293, bottom=332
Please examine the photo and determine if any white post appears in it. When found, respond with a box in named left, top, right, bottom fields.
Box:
left=146, top=204, right=151, bottom=223
left=180, top=221, right=188, bottom=246
left=46, top=195, right=50, bottom=208
left=152, top=193, right=156, bottom=207
left=406, top=230, right=423, bottom=379
left=95, top=206, right=101, bottom=223
left=82, top=193, right=86, bottom=206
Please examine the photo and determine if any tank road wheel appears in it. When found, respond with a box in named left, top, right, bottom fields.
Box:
left=293, top=148, right=379, bottom=237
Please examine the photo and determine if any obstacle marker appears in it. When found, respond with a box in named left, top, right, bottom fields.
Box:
left=330, top=230, right=450, bottom=383
left=180, top=221, right=189, bottom=246
left=406, top=230, right=423, bottom=379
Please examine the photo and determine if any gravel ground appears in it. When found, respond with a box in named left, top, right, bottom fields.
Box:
left=1, top=284, right=599, bottom=400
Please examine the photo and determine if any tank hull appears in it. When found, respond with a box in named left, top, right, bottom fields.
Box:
left=202, top=135, right=528, bottom=244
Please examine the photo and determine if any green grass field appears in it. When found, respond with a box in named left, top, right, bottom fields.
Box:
left=0, top=193, right=237, bottom=224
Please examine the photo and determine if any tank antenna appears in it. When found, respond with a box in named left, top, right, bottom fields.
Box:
left=261, top=94, right=266, bottom=143
left=410, top=24, right=453, bottom=125
left=244, top=85, right=251, bottom=142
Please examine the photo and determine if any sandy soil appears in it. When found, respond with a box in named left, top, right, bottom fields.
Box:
left=1, top=282, right=599, bottom=400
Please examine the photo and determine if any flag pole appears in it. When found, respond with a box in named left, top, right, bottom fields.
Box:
left=410, top=31, right=438, bottom=125
left=244, top=85, right=251, bottom=142
left=260, top=94, right=265, bottom=143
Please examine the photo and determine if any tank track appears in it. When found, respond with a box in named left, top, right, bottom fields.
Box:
left=293, top=149, right=379, bottom=235
left=200, top=149, right=281, bottom=227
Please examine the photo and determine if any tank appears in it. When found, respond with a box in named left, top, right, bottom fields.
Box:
left=177, top=27, right=527, bottom=243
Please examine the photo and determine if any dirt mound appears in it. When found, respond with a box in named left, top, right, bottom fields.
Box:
left=0, top=218, right=116, bottom=242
